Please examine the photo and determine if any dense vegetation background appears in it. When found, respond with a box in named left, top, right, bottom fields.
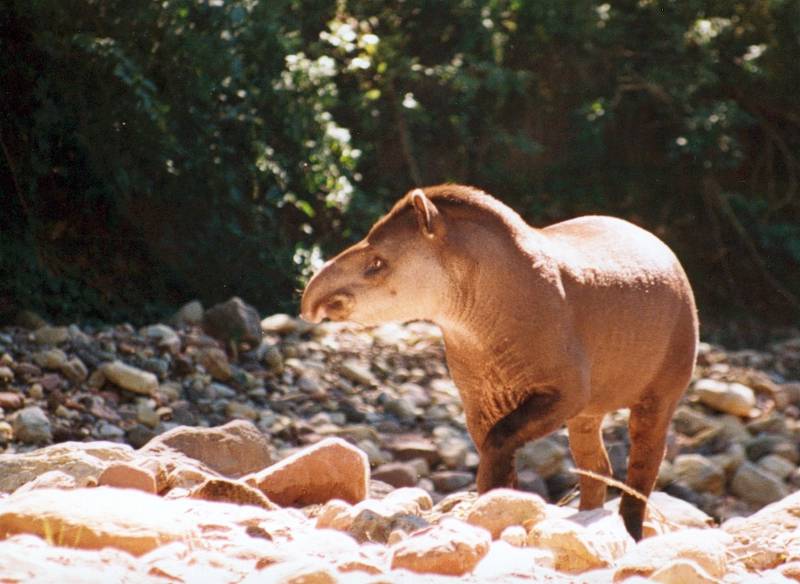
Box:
left=2, top=0, right=799, bottom=336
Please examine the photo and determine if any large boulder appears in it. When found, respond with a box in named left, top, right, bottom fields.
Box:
left=246, top=437, right=369, bottom=506
left=0, top=487, right=198, bottom=556
left=202, top=297, right=262, bottom=346
left=140, top=420, right=272, bottom=479
left=389, top=518, right=491, bottom=576
left=0, top=441, right=135, bottom=493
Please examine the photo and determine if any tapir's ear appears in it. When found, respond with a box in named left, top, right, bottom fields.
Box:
left=410, top=189, right=443, bottom=238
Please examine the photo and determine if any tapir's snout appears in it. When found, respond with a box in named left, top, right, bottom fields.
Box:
left=300, top=260, right=356, bottom=323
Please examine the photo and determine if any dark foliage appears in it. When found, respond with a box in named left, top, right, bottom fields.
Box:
left=1, top=0, right=799, bottom=325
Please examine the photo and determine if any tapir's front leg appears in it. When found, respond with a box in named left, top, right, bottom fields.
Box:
left=476, top=386, right=588, bottom=493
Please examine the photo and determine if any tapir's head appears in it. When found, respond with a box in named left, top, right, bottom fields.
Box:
left=301, top=188, right=450, bottom=326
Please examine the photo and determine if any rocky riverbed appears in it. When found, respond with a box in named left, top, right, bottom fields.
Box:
left=1, top=297, right=800, bottom=582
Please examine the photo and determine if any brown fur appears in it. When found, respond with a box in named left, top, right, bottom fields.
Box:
left=300, top=184, right=698, bottom=540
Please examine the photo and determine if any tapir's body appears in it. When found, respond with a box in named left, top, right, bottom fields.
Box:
left=301, top=185, right=698, bottom=540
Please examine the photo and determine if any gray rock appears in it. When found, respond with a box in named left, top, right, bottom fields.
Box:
left=340, top=360, right=378, bottom=386
left=672, top=406, right=719, bottom=436
left=96, top=421, right=125, bottom=441
left=730, top=461, right=789, bottom=505
left=430, top=470, right=474, bottom=493
left=757, top=454, right=796, bottom=480
left=373, top=462, right=420, bottom=488
left=32, top=349, right=68, bottom=370
left=141, top=324, right=181, bottom=354
left=438, top=438, right=469, bottom=470
left=61, top=358, right=88, bottom=384
left=746, top=433, right=799, bottom=464
left=515, top=438, right=567, bottom=479
left=693, top=379, right=755, bottom=417
left=516, top=469, right=549, bottom=499
left=33, top=326, right=70, bottom=345
left=12, top=406, right=52, bottom=444
left=101, top=361, right=158, bottom=395
left=672, top=454, right=726, bottom=495
left=202, top=297, right=262, bottom=345
left=171, top=300, right=204, bottom=326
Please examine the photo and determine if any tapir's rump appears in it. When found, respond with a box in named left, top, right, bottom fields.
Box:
left=301, top=184, right=698, bottom=541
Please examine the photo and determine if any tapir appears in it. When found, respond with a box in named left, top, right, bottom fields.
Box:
left=300, top=184, right=698, bottom=540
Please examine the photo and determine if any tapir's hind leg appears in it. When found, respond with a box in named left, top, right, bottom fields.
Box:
left=567, top=415, right=611, bottom=510
left=619, top=395, right=677, bottom=541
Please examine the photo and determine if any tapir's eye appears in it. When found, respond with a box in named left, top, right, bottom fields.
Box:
left=364, top=257, right=387, bottom=277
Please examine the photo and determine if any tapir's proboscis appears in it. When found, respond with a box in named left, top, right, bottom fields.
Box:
left=300, top=184, right=698, bottom=541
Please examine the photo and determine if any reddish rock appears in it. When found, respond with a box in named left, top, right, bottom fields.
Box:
left=0, top=392, right=23, bottom=411
left=246, top=437, right=369, bottom=507
left=389, top=518, right=490, bottom=576
left=140, top=419, right=271, bottom=478
left=98, top=463, right=157, bottom=494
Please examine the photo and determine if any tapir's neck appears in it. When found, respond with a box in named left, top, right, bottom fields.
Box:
left=434, top=219, right=556, bottom=349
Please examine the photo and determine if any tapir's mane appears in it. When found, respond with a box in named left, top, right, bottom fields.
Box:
left=367, top=184, right=529, bottom=242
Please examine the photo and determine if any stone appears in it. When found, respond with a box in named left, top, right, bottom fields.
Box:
left=389, top=518, right=491, bottom=576
left=515, top=437, right=567, bottom=479
left=0, top=487, right=198, bottom=556
left=246, top=437, right=368, bottom=506
left=340, top=360, right=378, bottom=386
left=140, top=419, right=271, bottom=478
left=244, top=560, right=338, bottom=584
left=605, top=491, right=715, bottom=538
left=614, top=528, right=731, bottom=581
left=0, top=441, right=135, bottom=493
left=33, top=325, right=70, bottom=345
left=61, top=358, right=89, bottom=383
left=430, top=470, right=473, bottom=493
left=386, top=435, right=441, bottom=466
left=516, top=469, right=550, bottom=498
left=757, top=453, right=795, bottom=480
left=672, top=454, right=726, bottom=495
left=136, top=401, right=160, bottom=429
left=672, top=406, right=720, bottom=436
left=650, top=559, right=720, bottom=584
left=96, top=421, right=125, bottom=441
left=260, top=313, right=303, bottom=335
left=0, top=421, right=12, bottom=443
left=343, top=491, right=431, bottom=543
left=693, top=379, right=755, bottom=417
left=723, top=491, right=800, bottom=570
left=466, top=488, right=547, bottom=539
left=0, top=366, right=13, bottom=383
left=101, top=361, right=158, bottom=396
left=98, top=462, right=157, bottom=494
left=189, top=478, right=275, bottom=510
left=171, top=300, right=204, bottom=326
left=0, top=391, right=23, bottom=411
left=32, top=348, right=68, bottom=370
left=438, top=437, right=469, bottom=469
left=15, top=309, right=48, bottom=329
left=202, top=297, right=262, bottom=345
left=746, top=433, right=799, bottom=464
left=225, top=401, right=259, bottom=421
left=528, top=508, right=633, bottom=573
left=730, top=461, right=789, bottom=506
left=198, top=347, right=232, bottom=382
left=472, top=540, right=557, bottom=579
left=11, top=406, right=52, bottom=444
left=372, top=462, right=419, bottom=488
left=141, top=324, right=181, bottom=354
left=13, top=470, right=78, bottom=494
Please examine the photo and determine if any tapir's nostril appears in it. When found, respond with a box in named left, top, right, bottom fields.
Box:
left=323, top=292, right=355, bottom=321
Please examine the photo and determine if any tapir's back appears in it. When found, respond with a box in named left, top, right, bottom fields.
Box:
left=539, top=215, right=698, bottom=410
